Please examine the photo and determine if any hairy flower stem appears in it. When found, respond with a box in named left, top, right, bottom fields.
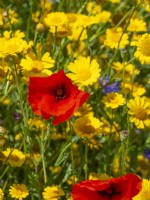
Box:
left=11, top=60, right=28, bottom=153
left=118, top=140, right=128, bottom=176
left=26, top=0, right=33, bottom=40
left=52, top=27, right=58, bottom=59
left=0, top=0, right=5, bottom=8
left=0, top=165, right=9, bottom=180
left=84, top=138, right=88, bottom=180
left=41, top=137, right=47, bottom=184
left=69, top=120, right=76, bottom=184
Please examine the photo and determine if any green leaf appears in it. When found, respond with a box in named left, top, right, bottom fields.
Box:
left=54, top=136, right=79, bottom=166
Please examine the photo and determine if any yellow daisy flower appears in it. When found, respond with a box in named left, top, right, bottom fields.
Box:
left=86, top=2, right=101, bottom=15
left=100, top=117, right=120, bottom=136
left=75, top=14, right=98, bottom=28
left=104, top=27, right=129, bottom=49
left=9, top=184, right=29, bottom=200
left=124, top=82, right=146, bottom=97
left=137, top=155, right=149, bottom=176
left=42, top=185, right=65, bottom=200
left=44, top=12, right=68, bottom=27
left=0, top=37, right=28, bottom=58
left=95, top=11, right=111, bottom=23
left=89, top=173, right=113, bottom=180
left=67, top=176, right=78, bottom=185
left=128, top=18, right=147, bottom=32
left=73, top=114, right=103, bottom=138
left=20, top=52, right=54, bottom=77
left=67, top=56, right=101, bottom=87
left=102, top=92, right=125, bottom=109
left=113, top=156, right=130, bottom=174
left=32, top=11, right=40, bottom=23
left=74, top=103, right=93, bottom=117
left=133, top=179, right=150, bottom=200
left=0, top=148, right=26, bottom=167
left=87, top=138, right=102, bottom=150
left=127, top=96, right=150, bottom=129
left=68, top=26, right=87, bottom=41
left=66, top=13, right=77, bottom=24
left=49, top=24, right=72, bottom=37
left=40, top=0, right=52, bottom=11
left=112, top=61, right=140, bottom=79
left=28, top=118, right=47, bottom=130
left=132, top=33, right=150, bottom=64
left=108, top=0, right=120, bottom=3
left=0, top=10, right=4, bottom=26
left=0, top=188, right=4, bottom=200
left=145, top=3, right=150, bottom=11
left=0, top=59, right=13, bottom=82
left=3, top=30, right=25, bottom=40
left=2, top=9, right=19, bottom=27
left=68, top=197, right=73, bottom=200
left=66, top=41, right=87, bottom=57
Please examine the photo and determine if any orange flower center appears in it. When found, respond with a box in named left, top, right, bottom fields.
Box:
left=135, top=107, right=147, bottom=120
left=140, top=37, right=150, bottom=56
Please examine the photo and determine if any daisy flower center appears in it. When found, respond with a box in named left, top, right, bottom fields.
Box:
left=31, top=60, right=43, bottom=72
left=51, top=17, right=63, bottom=25
left=135, top=106, right=147, bottom=120
left=140, top=37, right=150, bottom=56
left=81, top=125, right=96, bottom=134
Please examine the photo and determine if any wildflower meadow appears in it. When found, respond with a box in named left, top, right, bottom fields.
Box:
left=0, top=0, right=150, bottom=199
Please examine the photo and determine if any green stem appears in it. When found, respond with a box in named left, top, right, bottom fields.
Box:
left=52, top=27, right=58, bottom=58
left=41, top=130, right=47, bottom=184
left=10, top=59, right=28, bottom=153
left=115, top=6, right=135, bottom=29
left=0, top=165, right=9, bottom=179
left=41, top=147, right=47, bottom=184
left=0, top=0, right=6, bottom=9
left=69, top=120, right=76, bottom=184
left=84, top=138, right=88, bottom=180
left=118, top=140, right=128, bottom=176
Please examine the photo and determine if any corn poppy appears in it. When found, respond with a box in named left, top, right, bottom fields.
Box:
left=28, top=70, right=89, bottom=125
left=71, top=173, right=142, bottom=200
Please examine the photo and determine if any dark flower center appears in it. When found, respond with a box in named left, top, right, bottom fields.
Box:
left=97, top=183, right=121, bottom=199
left=52, top=84, right=68, bottom=101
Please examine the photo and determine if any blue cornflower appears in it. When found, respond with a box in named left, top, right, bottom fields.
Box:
left=98, top=76, right=120, bottom=94
left=144, top=148, right=150, bottom=161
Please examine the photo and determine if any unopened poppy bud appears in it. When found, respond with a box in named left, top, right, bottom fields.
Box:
left=36, top=23, right=44, bottom=31
left=3, top=10, right=8, bottom=17
left=0, top=126, right=7, bottom=135
left=15, top=133, right=22, bottom=142
left=120, top=130, right=128, bottom=141
left=120, top=48, right=127, bottom=54
left=120, top=48, right=127, bottom=60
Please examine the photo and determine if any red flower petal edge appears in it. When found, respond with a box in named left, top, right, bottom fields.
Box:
left=28, top=70, right=90, bottom=125
left=71, top=173, right=142, bottom=200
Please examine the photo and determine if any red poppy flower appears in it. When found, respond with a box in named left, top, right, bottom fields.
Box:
left=28, top=70, right=90, bottom=125
left=71, top=173, right=142, bottom=200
